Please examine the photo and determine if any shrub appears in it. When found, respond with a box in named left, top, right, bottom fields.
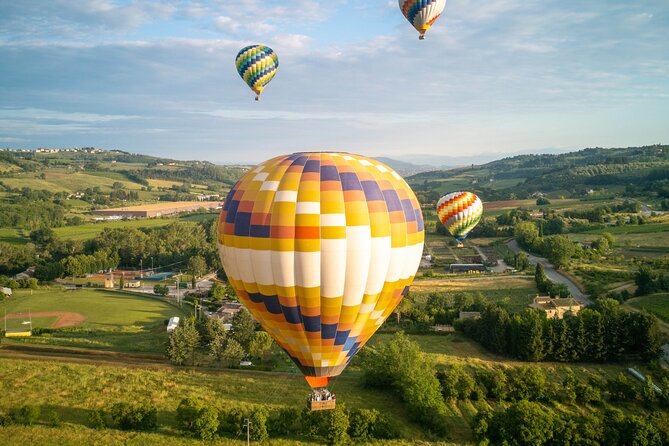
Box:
left=88, top=409, right=107, bottom=429
left=269, top=407, right=301, bottom=437
left=110, top=402, right=158, bottom=431
left=10, top=405, right=41, bottom=426
left=46, top=409, right=61, bottom=427
left=176, top=397, right=220, bottom=440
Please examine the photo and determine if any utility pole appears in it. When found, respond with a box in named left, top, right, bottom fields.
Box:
left=140, top=259, right=143, bottom=278
left=151, top=257, right=154, bottom=274
left=176, top=275, right=180, bottom=306
left=244, top=418, right=251, bottom=446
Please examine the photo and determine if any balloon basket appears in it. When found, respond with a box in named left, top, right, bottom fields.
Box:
left=419, top=34, right=425, bottom=40
left=457, top=242, right=464, bottom=248
left=255, top=96, right=259, bottom=101
left=307, top=388, right=336, bottom=411
left=307, top=399, right=336, bottom=411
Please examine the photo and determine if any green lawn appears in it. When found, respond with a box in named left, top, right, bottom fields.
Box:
left=628, top=293, right=669, bottom=323
left=2, top=289, right=186, bottom=353
left=0, top=228, right=27, bottom=245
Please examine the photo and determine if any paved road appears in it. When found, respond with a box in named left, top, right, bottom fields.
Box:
left=507, top=239, right=592, bottom=305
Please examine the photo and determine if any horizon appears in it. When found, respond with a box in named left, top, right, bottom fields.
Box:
left=1, top=1, right=668, bottom=163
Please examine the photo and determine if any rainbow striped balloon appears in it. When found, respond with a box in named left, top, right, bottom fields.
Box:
left=235, top=45, right=279, bottom=101
left=436, top=191, right=483, bottom=243
left=218, top=153, right=424, bottom=389
left=398, top=0, right=447, bottom=40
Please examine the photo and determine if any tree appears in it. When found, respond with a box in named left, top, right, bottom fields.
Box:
left=29, top=227, right=55, bottom=246
left=176, top=397, right=220, bottom=440
left=153, top=284, right=168, bottom=296
left=210, top=281, right=227, bottom=300
left=537, top=197, right=551, bottom=206
left=231, top=308, right=256, bottom=350
left=514, top=252, right=530, bottom=270
left=110, top=402, right=157, bottom=431
left=535, top=263, right=550, bottom=293
left=118, top=274, right=125, bottom=290
left=248, top=406, right=269, bottom=441
left=487, top=401, right=555, bottom=445
left=222, top=338, right=245, bottom=367
left=166, top=322, right=200, bottom=366
left=188, top=255, right=208, bottom=280
left=542, top=235, right=575, bottom=269
left=248, top=331, right=273, bottom=361
left=515, top=221, right=540, bottom=249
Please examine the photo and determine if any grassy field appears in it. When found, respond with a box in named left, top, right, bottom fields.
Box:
left=0, top=330, right=643, bottom=445
left=627, top=293, right=669, bottom=323
left=0, top=227, right=27, bottom=245
left=52, top=218, right=187, bottom=241
left=1, top=289, right=186, bottom=353
left=411, top=276, right=536, bottom=312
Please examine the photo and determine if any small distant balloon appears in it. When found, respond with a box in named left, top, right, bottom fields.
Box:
left=437, top=191, right=483, bottom=243
left=398, top=0, right=447, bottom=40
left=235, top=45, right=279, bottom=101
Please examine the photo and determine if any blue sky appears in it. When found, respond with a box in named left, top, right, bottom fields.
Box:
left=1, top=0, right=668, bottom=164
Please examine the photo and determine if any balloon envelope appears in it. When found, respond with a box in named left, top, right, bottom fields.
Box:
left=218, top=153, right=425, bottom=387
left=235, top=45, right=279, bottom=100
left=436, top=191, right=483, bottom=242
left=398, top=0, right=447, bottom=39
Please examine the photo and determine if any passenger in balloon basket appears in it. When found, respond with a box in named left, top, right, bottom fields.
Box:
left=307, top=388, right=337, bottom=411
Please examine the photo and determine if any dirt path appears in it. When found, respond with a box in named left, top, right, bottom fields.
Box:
left=2, top=311, right=86, bottom=328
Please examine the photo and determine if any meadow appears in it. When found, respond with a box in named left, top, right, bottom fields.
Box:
left=627, top=293, right=669, bottom=323
left=1, top=289, right=186, bottom=353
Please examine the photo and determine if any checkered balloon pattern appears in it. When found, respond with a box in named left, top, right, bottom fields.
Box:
left=218, top=152, right=425, bottom=388
left=436, top=191, right=483, bottom=243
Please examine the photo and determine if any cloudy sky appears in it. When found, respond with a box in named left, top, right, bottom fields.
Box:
left=1, top=0, right=668, bottom=163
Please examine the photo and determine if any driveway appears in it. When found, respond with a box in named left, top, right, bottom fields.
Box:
left=507, top=239, right=592, bottom=305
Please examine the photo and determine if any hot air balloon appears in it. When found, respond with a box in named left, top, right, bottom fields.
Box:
left=436, top=191, right=483, bottom=247
left=398, top=0, right=447, bottom=40
left=235, top=44, right=279, bottom=101
left=218, top=152, right=425, bottom=409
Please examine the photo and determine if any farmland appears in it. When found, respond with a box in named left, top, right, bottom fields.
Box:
left=627, top=293, right=669, bottom=323
left=1, top=289, right=186, bottom=353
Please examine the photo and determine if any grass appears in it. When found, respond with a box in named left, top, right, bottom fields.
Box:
left=1, top=289, right=186, bottom=353
left=52, top=218, right=186, bottom=241
left=627, top=293, right=669, bottom=323
left=0, top=357, right=425, bottom=444
left=0, top=228, right=27, bottom=245
left=411, top=276, right=537, bottom=312
left=3, top=316, right=58, bottom=332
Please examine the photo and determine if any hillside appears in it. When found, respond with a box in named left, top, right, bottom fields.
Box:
left=408, top=145, right=669, bottom=206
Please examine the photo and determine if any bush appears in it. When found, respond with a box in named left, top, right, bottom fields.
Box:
left=176, top=397, right=220, bottom=440
left=110, top=402, right=158, bottom=431
left=269, top=407, right=302, bottom=437
left=348, top=408, right=400, bottom=440
left=0, top=410, right=12, bottom=426
left=301, top=405, right=349, bottom=445
left=88, top=409, right=107, bottom=429
left=10, top=405, right=41, bottom=426
left=46, top=409, right=61, bottom=427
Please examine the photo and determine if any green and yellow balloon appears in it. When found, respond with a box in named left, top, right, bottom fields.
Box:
left=235, top=45, right=279, bottom=101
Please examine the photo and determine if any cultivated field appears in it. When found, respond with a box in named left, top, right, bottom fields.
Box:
left=52, top=218, right=188, bottom=241
left=627, top=293, right=669, bottom=323
left=2, top=289, right=186, bottom=353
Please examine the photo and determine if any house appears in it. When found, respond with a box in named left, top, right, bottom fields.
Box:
left=212, top=301, right=244, bottom=322
left=530, top=296, right=583, bottom=319
left=459, top=311, right=481, bottom=320
left=1, top=287, right=12, bottom=297
left=449, top=264, right=487, bottom=274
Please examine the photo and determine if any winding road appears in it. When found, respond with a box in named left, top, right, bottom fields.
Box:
left=507, top=239, right=592, bottom=305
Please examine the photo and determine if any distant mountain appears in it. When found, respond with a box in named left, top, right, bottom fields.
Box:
left=373, top=157, right=441, bottom=176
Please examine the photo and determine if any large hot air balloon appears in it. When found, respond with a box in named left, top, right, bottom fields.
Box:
left=436, top=191, right=483, bottom=247
left=398, top=0, right=447, bottom=40
left=235, top=44, right=279, bottom=101
left=218, top=153, right=424, bottom=408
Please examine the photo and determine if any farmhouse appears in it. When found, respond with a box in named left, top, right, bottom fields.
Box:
left=91, top=201, right=222, bottom=219
left=530, top=296, right=583, bottom=319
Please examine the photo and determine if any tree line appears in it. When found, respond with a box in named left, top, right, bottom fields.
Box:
left=458, top=299, right=661, bottom=363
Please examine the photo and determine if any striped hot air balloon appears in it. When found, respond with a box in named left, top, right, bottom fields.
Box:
left=235, top=45, right=279, bottom=101
left=218, top=153, right=424, bottom=394
left=436, top=191, right=483, bottom=244
left=398, top=0, right=447, bottom=40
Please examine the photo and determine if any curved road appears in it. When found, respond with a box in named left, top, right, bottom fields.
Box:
left=507, top=239, right=592, bottom=305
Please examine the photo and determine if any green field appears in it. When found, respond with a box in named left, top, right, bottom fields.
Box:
left=51, top=218, right=188, bottom=241
left=0, top=228, right=27, bottom=245
left=2, top=289, right=186, bottom=353
left=628, top=293, right=669, bottom=323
